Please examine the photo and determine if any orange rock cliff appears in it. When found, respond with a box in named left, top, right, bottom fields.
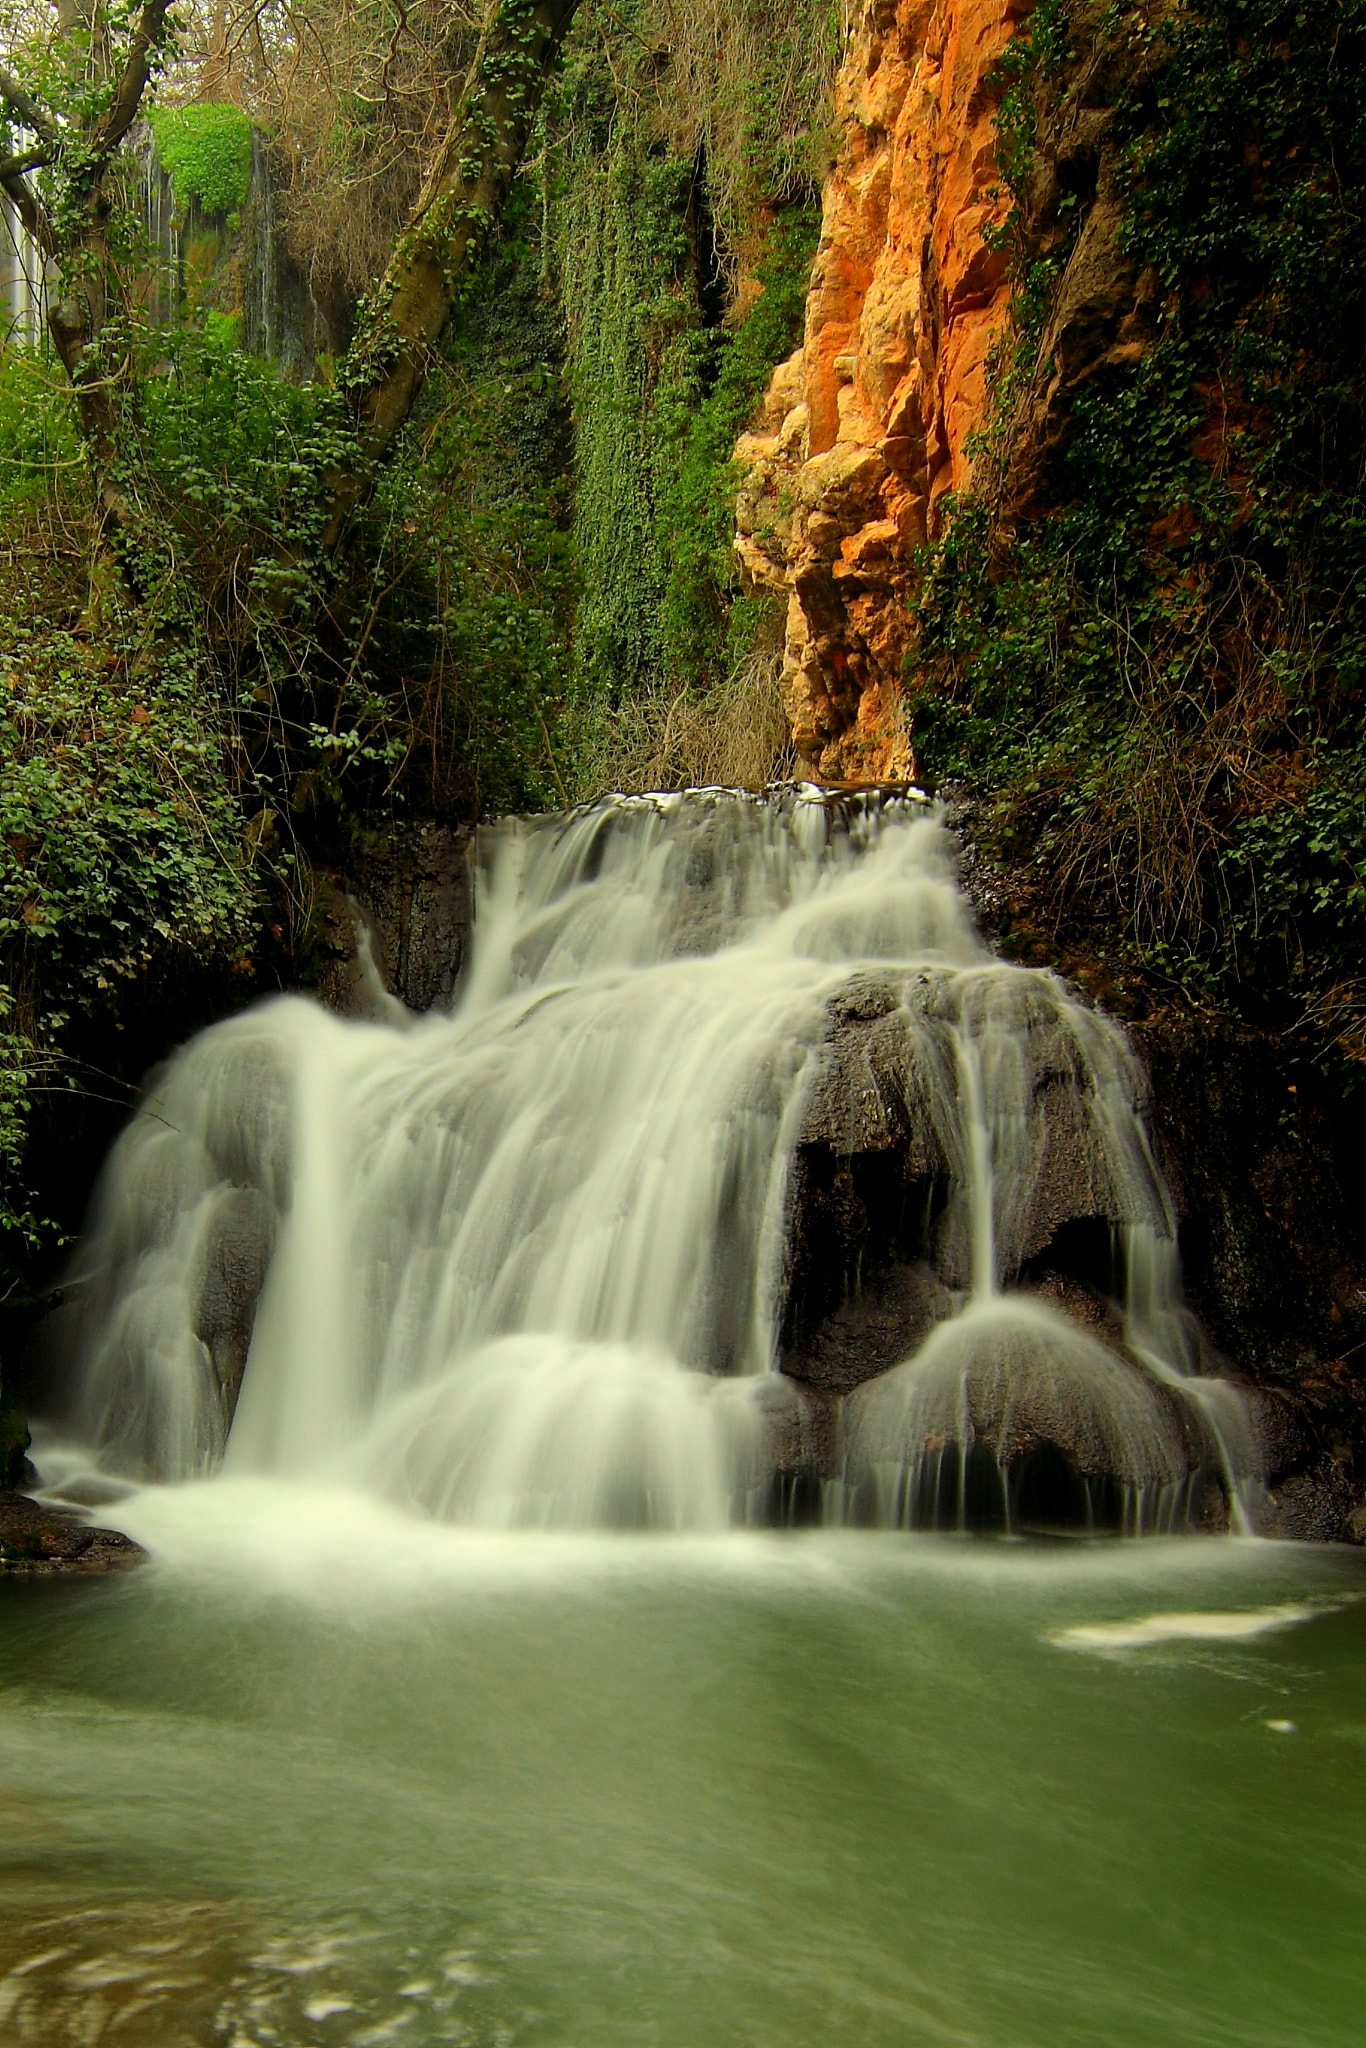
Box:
left=734, top=0, right=1024, bottom=783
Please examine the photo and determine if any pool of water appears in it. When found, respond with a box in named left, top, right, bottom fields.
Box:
left=3, top=1483, right=1365, bottom=2047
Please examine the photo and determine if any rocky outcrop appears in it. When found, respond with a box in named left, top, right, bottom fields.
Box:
left=730, top=0, right=1201, bottom=781
left=733, top=0, right=1022, bottom=780
left=781, top=946, right=1366, bottom=1536
left=1, top=1388, right=35, bottom=1489
left=0, top=1491, right=144, bottom=1573
left=313, top=821, right=474, bottom=1017
left=193, top=1186, right=277, bottom=1425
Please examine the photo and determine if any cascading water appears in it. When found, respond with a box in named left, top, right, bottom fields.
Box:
left=58, top=790, right=1261, bottom=1533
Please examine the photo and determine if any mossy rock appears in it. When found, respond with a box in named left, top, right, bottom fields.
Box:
left=0, top=1393, right=32, bottom=1489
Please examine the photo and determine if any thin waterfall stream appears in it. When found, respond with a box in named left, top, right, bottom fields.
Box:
left=52, top=788, right=1259, bottom=1534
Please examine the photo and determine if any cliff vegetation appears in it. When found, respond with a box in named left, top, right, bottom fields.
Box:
left=910, top=0, right=1366, bottom=1060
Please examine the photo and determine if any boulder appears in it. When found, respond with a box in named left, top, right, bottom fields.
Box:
left=0, top=1491, right=144, bottom=1574
left=0, top=1389, right=36, bottom=1489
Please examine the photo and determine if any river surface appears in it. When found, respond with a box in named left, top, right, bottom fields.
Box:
left=3, top=1486, right=1365, bottom=2048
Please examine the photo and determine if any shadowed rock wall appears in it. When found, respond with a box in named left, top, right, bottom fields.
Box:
left=314, top=823, right=475, bottom=1017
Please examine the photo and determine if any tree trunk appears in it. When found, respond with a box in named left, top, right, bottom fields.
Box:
left=320, top=0, right=582, bottom=550
left=46, top=207, right=139, bottom=561
left=2, top=0, right=175, bottom=593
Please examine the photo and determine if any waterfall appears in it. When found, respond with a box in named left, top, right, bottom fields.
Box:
left=59, top=790, right=1261, bottom=1533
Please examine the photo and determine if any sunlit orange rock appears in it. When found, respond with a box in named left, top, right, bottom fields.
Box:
left=734, top=0, right=1023, bottom=781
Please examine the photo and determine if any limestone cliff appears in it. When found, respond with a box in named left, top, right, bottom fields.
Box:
left=734, top=0, right=1022, bottom=781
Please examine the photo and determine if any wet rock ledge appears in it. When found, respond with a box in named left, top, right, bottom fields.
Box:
left=0, top=1491, right=144, bottom=1575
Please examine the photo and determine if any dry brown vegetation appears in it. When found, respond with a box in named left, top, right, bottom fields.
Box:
left=590, top=642, right=794, bottom=795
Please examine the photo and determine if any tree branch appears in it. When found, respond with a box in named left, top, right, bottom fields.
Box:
left=95, top=0, right=175, bottom=156
left=0, top=64, right=57, bottom=144
left=1, top=169, right=56, bottom=259
left=0, top=147, right=51, bottom=182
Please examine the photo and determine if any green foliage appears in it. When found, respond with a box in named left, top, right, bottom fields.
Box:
left=122, top=323, right=352, bottom=620
left=0, top=351, right=81, bottom=508
left=148, top=103, right=254, bottom=216
left=549, top=126, right=673, bottom=707
left=353, top=244, right=578, bottom=817
left=558, top=0, right=836, bottom=249
left=1221, top=764, right=1366, bottom=1008
left=0, top=637, right=253, bottom=996
left=0, top=990, right=55, bottom=1263
left=653, top=212, right=817, bottom=685
left=0, top=331, right=325, bottom=1267
left=0, top=611, right=258, bottom=1260
left=203, top=310, right=242, bottom=350
left=909, top=0, right=1366, bottom=1041
left=546, top=23, right=819, bottom=749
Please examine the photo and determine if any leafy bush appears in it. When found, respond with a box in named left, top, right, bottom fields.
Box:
left=147, top=104, right=254, bottom=215
left=0, top=616, right=258, bottom=1266
left=123, top=323, right=351, bottom=625
left=0, top=352, right=81, bottom=509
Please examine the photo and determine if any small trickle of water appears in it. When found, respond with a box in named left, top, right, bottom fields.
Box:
left=56, top=790, right=1261, bottom=1532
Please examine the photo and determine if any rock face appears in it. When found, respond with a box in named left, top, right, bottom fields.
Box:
left=776, top=953, right=1366, bottom=1536
left=193, top=1186, right=277, bottom=1426
left=0, top=1390, right=35, bottom=1489
left=776, top=963, right=1249, bottom=1530
left=0, top=1491, right=144, bottom=1574
left=313, top=822, right=474, bottom=1017
left=734, top=0, right=1020, bottom=780
left=1135, top=1020, right=1366, bottom=1539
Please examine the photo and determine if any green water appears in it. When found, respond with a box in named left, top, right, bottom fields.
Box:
left=2, top=1481, right=1365, bottom=2048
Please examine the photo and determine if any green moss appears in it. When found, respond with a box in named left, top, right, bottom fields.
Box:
left=148, top=104, right=254, bottom=216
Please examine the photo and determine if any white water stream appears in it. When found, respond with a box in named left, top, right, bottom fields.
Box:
left=59, top=789, right=1259, bottom=1531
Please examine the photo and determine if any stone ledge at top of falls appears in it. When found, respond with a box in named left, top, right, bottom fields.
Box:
left=0, top=1492, right=144, bottom=1575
